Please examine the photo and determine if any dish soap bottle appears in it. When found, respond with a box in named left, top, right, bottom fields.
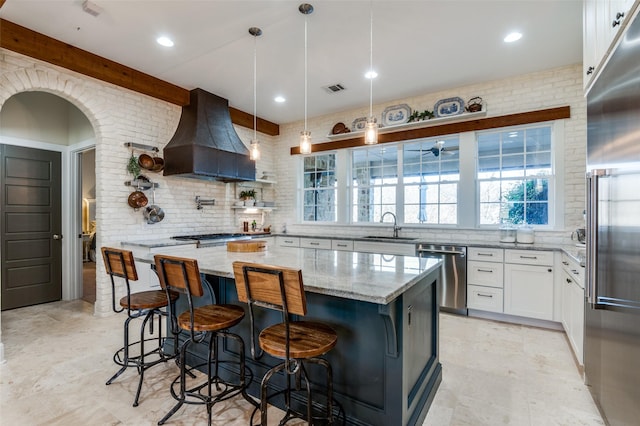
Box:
left=251, top=220, right=257, bottom=232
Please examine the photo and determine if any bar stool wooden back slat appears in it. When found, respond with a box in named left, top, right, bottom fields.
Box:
left=233, top=261, right=339, bottom=425
left=101, top=247, right=176, bottom=407
left=154, top=254, right=257, bottom=426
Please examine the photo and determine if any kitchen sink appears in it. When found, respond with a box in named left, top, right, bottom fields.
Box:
left=363, top=236, right=417, bottom=241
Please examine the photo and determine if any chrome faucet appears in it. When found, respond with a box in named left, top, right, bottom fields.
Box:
left=381, top=211, right=400, bottom=238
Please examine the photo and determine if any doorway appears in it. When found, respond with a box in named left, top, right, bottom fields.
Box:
left=0, top=91, right=95, bottom=309
left=80, top=148, right=96, bottom=303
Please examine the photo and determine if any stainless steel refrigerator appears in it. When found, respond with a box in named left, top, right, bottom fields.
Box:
left=585, top=10, right=640, bottom=426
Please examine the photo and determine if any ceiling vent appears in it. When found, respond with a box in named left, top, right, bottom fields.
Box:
left=322, top=84, right=346, bottom=94
left=82, top=1, right=102, bottom=17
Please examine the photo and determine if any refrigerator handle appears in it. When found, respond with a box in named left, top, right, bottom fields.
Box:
left=586, top=170, right=605, bottom=304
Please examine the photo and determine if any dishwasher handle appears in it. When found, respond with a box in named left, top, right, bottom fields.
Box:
left=418, top=249, right=466, bottom=256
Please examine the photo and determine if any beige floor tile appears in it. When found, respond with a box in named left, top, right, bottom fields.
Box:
left=2, top=301, right=602, bottom=426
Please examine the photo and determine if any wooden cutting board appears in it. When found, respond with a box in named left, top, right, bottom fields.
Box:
left=227, top=240, right=268, bottom=252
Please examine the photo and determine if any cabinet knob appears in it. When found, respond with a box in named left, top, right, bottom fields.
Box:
left=586, top=66, right=594, bottom=75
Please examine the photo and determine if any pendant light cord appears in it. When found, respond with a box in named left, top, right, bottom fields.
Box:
left=304, top=13, right=308, bottom=131
left=253, top=34, right=257, bottom=140
left=369, top=2, right=373, bottom=118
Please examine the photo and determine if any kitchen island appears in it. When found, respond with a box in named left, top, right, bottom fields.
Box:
left=134, top=244, right=442, bottom=426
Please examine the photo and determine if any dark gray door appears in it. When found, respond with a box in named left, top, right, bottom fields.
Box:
left=1, top=144, right=62, bottom=310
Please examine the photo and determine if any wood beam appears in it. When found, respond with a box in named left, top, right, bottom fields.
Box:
left=0, top=18, right=280, bottom=136
left=290, top=106, right=571, bottom=155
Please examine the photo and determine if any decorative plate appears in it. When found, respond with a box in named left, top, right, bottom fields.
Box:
left=434, top=97, right=465, bottom=118
left=382, top=104, right=411, bottom=127
left=352, top=117, right=368, bottom=131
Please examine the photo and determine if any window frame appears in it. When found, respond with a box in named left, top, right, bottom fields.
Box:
left=297, top=120, right=565, bottom=230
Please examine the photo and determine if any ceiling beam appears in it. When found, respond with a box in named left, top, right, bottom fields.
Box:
left=0, top=18, right=280, bottom=136
left=290, top=106, right=571, bottom=154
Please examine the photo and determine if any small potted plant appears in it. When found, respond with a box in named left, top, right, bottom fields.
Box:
left=239, top=189, right=256, bottom=206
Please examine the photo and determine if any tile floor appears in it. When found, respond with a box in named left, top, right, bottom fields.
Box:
left=1, top=300, right=604, bottom=425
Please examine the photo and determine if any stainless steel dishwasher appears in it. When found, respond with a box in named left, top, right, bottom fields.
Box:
left=416, top=244, right=467, bottom=315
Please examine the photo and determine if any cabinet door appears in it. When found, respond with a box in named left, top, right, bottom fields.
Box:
left=504, top=263, right=554, bottom=320
left=561, top=270, right=573, bottom=335
left=583, top=0, right=598, bottom=88
left=570, top=279, right=585, bottom=365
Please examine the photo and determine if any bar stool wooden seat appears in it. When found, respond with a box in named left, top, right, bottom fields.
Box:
left=101, top=247, right=178, bottom=407
left=154, top=254, right=257, bottom=426
left=233, top=261, right=339, bottom=425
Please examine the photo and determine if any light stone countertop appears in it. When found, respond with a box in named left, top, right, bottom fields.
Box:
left=133, top=244, right=441, bottom=305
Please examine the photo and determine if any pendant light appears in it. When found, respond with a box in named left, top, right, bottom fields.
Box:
left=364, top=2, right=378, bottom=145
left=299, top=3, right=314, bottom=155
left=249, top=27, right=262, bottom=161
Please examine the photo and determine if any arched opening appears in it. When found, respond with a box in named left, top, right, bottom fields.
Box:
left=0, top=91, right=95, bottom=309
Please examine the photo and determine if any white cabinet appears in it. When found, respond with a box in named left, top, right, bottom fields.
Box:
left=468, top=261, right=504, bottom=288
left=332, top=240, right=354, bottom=251
left=583, top=0, right=637, bottom=89
left=504, top=249, right=554, bottom=321
left=467, top=247, right=504, bottom=313
left=277, top=236, right=300, bottom=247
left=300, top=237, right=332, bottom=249
left=468, top=285, right=504, bottom=313
left=468, top=247, right=504, bottom=263
left=561, top=253, right=585, bottom=364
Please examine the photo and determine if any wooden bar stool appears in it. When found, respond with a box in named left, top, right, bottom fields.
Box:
left=233, top=261, right=339, bottom=425
left=101, top=247, right=179, bottom=407
left=154, top=254, right=258, bottom=426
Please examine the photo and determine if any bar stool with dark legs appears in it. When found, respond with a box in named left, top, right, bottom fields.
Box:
left=154, top=254, right=258, bottom=426
left=101, top=247, right=179, bottom=407
left=232, top=261, right=339, bottom=425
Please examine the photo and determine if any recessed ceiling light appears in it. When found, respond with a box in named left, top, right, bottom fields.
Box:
left=365, top=70, right=378, bottom=79
left=504, top=32, right=522, bottom=43
left=274, top=96, right=286, bottom=103
left=156, top=36, right=174, bottom=47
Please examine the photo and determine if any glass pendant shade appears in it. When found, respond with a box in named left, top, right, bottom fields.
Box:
left=249, top=139, right=260, bottom=160
left=300, top=130, right=312, bottom=154
left=364, top=117, right=378, bottom=144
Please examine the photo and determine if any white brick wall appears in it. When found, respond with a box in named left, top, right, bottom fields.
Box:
left=0, top=49, right=586, bottom=316
left=0, top=49, right=277, bottom=316
left=270, top=64, right=587, bottom=247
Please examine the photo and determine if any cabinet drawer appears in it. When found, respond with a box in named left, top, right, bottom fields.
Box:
left=300, top=238, right=332, bottom=249
left=467, top=285, right=504, bottom=313
left=467, top=261, right=504, bottom=288
left=332, top=240, right=354, bottom=251
left=505, top=249, right=553, bottom=266
left=277, top=236, right=300, bottom=247
left=561, top=254, right=585, bottom=289
left=468, top=247, right=504, bottom=262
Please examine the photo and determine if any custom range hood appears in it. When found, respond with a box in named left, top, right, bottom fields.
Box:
left=163, top=88, right=255, bottom=182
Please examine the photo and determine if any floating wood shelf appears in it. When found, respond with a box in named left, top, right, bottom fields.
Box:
left=325, top=109, right=487, bottom=141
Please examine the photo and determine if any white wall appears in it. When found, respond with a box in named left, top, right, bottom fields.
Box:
left=268, top=64, right=587, bottom=247
left=0, top=47, right=586, bottom=318
left=0, top=48, right=277, bottom=316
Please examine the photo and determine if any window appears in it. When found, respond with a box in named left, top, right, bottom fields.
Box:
left=477, top=126, right=552, bottom=226
left=351, top=146, right=398, bottom=223
left=403, top=137, right=460, bottom=224
left=302, top=153, right=337, bottom=222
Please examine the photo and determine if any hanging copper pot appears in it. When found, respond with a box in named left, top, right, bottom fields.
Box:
left=127, top=190, right=148, bottom=209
